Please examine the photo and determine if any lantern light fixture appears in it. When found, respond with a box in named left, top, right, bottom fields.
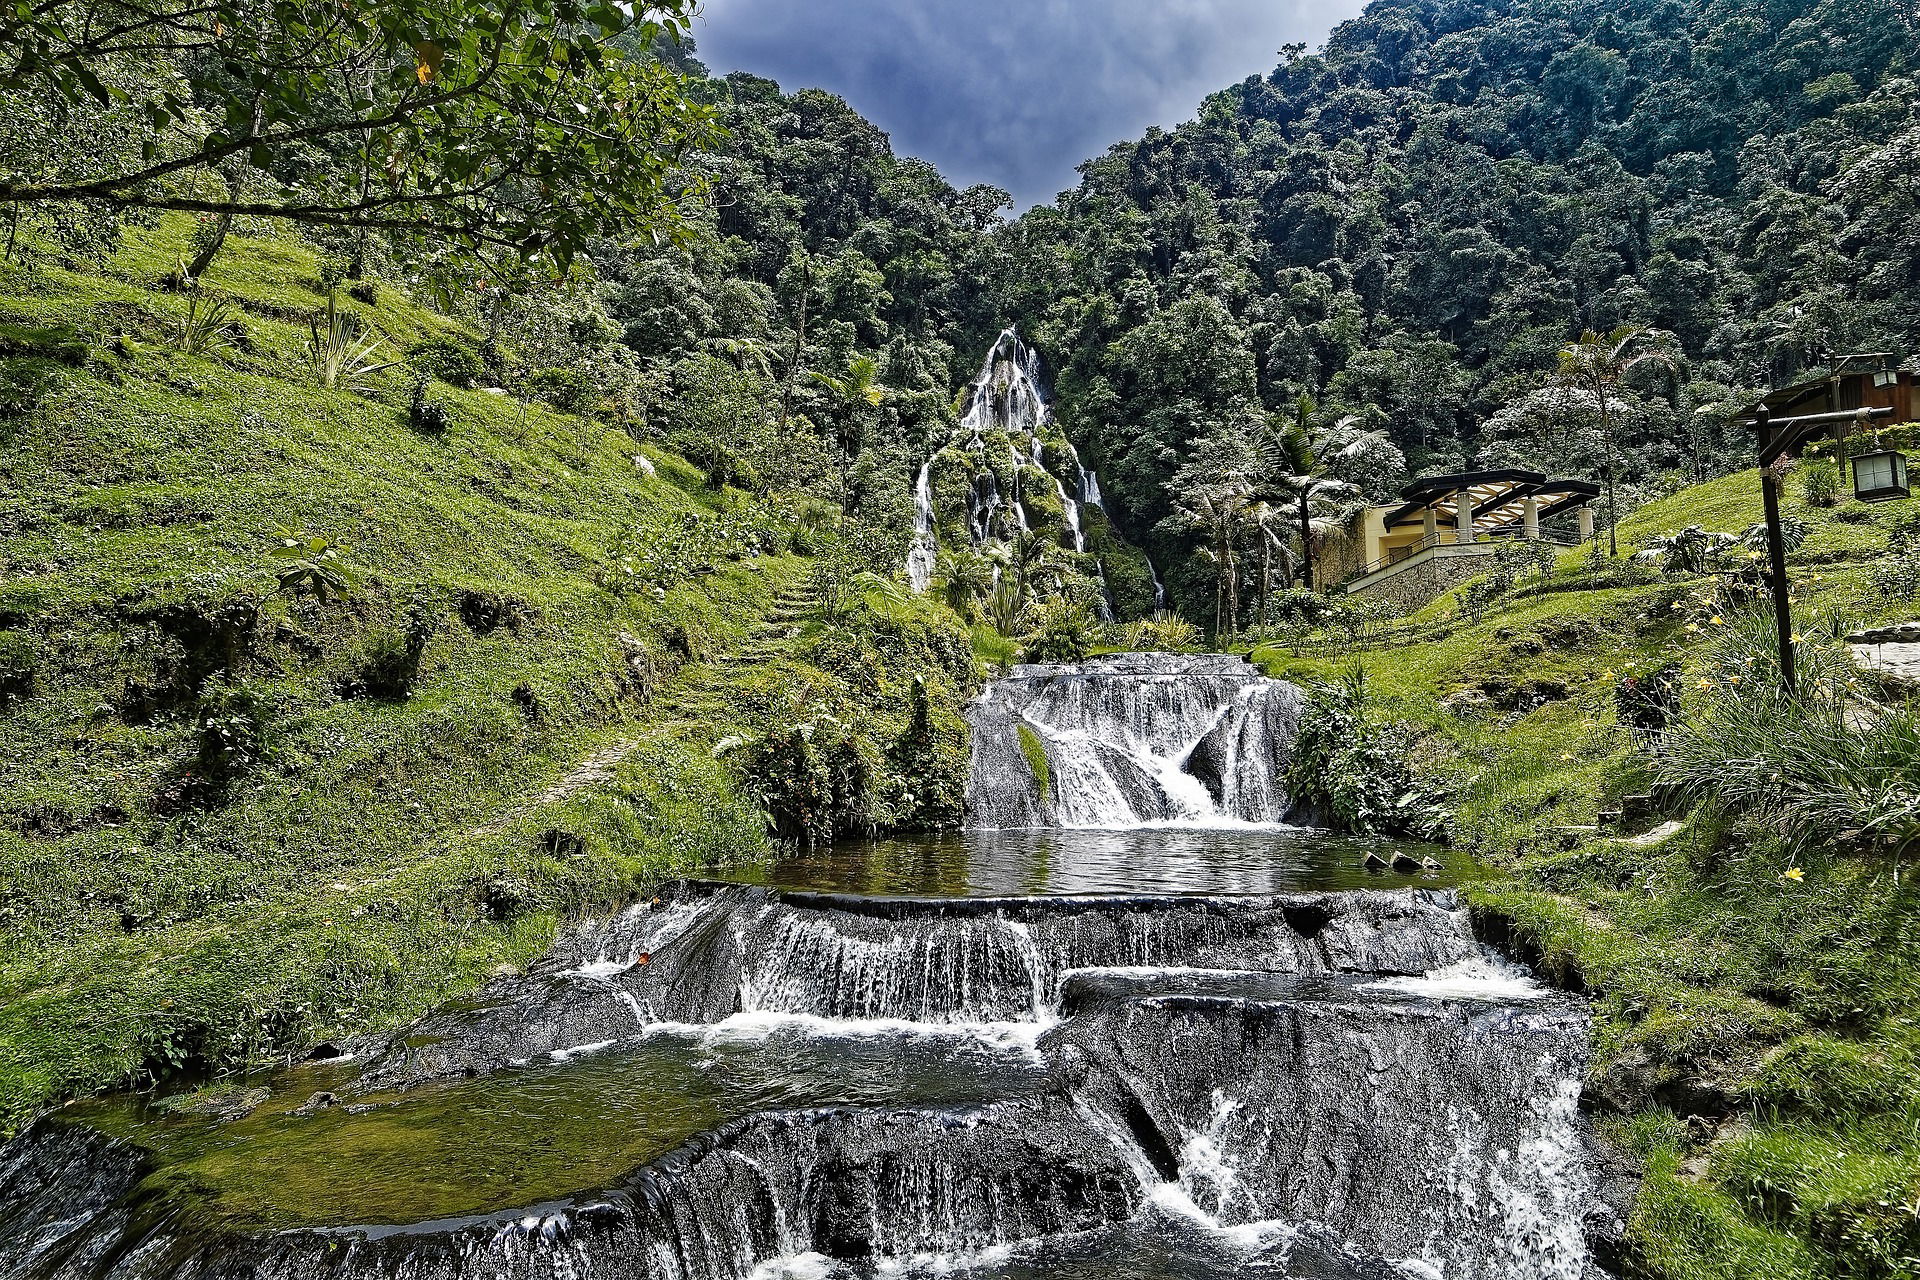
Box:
left=1852, top=447, right=1911, bottom=503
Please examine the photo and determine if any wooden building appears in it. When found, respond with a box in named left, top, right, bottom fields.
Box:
left=1749, top=354, right=1916, bottom=427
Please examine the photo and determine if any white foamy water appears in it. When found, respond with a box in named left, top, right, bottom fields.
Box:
left=1361, top=956, right=1549, bottom=1003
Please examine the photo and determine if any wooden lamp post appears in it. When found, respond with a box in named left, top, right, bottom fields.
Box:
left=1750, top=404, right=1895, bottom=695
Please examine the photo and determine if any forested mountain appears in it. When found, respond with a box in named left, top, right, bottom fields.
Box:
left=575, top=64, right=1013, bottom=556
left=992, top=0, right=1920, bottom=603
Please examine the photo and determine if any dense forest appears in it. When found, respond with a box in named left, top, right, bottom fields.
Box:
left=597, top=0, right=1920, bottom=620
left=993, top=0, right=1920, bottom=607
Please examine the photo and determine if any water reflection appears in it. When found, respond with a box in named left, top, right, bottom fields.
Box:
left=714, top=828, right=1472, bottom=899
left=83, top=1023, right=1044, bottom=1231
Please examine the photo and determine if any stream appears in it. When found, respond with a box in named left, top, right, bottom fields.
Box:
left=0, top=655, right=1618, bottom=1279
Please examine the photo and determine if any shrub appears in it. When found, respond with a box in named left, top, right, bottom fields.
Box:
left=350, top=594, right=439, bottom=700
left=742, top=717, right=880, bottom=847
left=1020, top=597, right=1097, bottom=663
left=306, top=292, right=396, bottom=391
left=1120, top=613, right=1202, bottom=653
left=602, top=503, right=795, bottom=594
left=1656, top=613, right=1920, bottom=856
left=1285, top=667, right=1450, bottom=840
left=1741, top=516, right=1809, bottom=557
left=195, top=686, right=268, bottom=783
left=526, top=366, right=596, bottom=415
left=167, top=281, right=239, bottom=356
left=1800, top=461, right=1842, bottom=508
left=269, top=529, right=356, bottom=603
left=406, top=370, right=451, bottom=435
left=668, top=429, right=760, bottom=492
left=1614, top=663, right=1683, bottom=744
left=406, top=338, right=485, bottom=389
left=1636, top=525, right=1739, bottom=576
left=885, top=676, right=969, bottom=830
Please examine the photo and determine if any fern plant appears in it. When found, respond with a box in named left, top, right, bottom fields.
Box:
left=307, top=291, right=396, bottom=391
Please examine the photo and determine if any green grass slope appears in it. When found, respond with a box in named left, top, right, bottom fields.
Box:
left=1260, top=474, right=1920, bottom=1277
left=0, top=222, right=807, bottom=1128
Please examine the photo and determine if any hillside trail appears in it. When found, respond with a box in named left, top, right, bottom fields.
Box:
left=464, top=577, right=815, bottom=839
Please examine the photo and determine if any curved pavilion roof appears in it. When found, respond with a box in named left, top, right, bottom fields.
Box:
left=1381, top=469, right=1599, bottom=537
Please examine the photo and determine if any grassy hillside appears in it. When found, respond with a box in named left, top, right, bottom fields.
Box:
left=1261, top=473, right=1920, bottom=1277
left=0, top=221, right=838, bottom=1129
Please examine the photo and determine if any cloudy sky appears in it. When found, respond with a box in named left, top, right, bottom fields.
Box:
left=690, top=0, right=1368, bottom=210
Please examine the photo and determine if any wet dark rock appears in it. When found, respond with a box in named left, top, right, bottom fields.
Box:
left=357, top=884, right=1485, bottom=1090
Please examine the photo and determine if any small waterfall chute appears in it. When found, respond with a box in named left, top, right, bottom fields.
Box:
left=906, top=460, right=936, bottom=594
left=965, top=653, right=1305, bottom=830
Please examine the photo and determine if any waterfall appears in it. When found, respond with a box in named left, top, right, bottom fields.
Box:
left=965, top=653, right=1304, bottom=830
left=0, top=884, right=1609, bottom=1280
left=906, top=461, right=936, bottom=594
left=1145, top=553, right=1168, bottom=609
left=905, top=329, right=1106, bottom=591
left=0, top=652, right=1609, bottom=1280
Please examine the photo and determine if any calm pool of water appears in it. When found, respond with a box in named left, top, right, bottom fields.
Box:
left=711, top=827, right=1473, bottom=899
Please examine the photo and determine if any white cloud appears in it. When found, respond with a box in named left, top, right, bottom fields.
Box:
left=692, top=0, right=1367, bottom=208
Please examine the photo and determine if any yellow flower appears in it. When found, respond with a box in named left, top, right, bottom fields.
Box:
left=1559, top=752, right=1573, bottom=761
left=1729, top=675, right=1742, bottom=684
left=1696, top=677, right=1711, bottom=688
left=1710, top=616, right=1724, bottom=625
left=1791, top=633, right=1805, bottom=644
left=1782, top=867, right=1804, bottom=883
left=1601, top=669, right=1616, bottom=680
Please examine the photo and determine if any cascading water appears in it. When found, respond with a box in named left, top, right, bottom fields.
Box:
left=966, top=654, right=1305, bottom=830
left=0, top=656, right=1617, bottom=1280
left=907, top=460, right=936, bottom=594
left=904, top=330, right=1116, bottom=592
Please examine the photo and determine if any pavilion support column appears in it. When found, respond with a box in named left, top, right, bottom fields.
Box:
left=1523, top=496, right=1540, bottom=540
left=1455, top=490, right=1476, bottom=545
left=1422, top=507, right=1438, bottom=547
left=1577, top=505, right=1596, bottom=542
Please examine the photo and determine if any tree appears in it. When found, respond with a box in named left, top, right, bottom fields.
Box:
left=0, top=0, right=715, bottom=271
left=1554, top=326, right=1678, bottom=556
left=1259, top=419, right=1356, bottom=592
left=808, top=354, right=887, bottom=516
left=938, top=547, right=994, bottom=620
left=1163, top=428, right=1261, bottom=636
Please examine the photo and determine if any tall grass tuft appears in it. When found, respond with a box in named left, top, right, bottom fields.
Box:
left=1657, top=612, right=1920, bottom=856
left=307, top=290, right=396, bottom=391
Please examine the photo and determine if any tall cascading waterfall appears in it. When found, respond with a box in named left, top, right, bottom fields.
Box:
left=904, top=329, right=1112, bottom=591
left=966, top=653, right=1306, bottom=830
left=0, top=653, right=1617, bottom=1279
